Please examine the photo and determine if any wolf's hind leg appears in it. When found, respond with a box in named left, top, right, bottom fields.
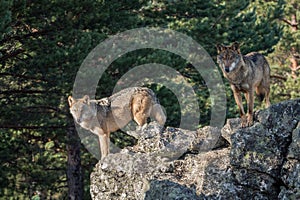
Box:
left=255, top=84, right=271, bottom=108
left=264, top=89, right=271, bottom=108
left=255, top=86, right=266, bottom=103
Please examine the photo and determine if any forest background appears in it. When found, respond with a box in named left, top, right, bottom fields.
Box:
left=0, top=0, right=299, bottom=199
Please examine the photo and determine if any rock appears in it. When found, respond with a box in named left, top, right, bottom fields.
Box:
left=186, top=148, right=235, bottom=198
left=279, top=159, right=300, bottom=199
left=230, top=99, right=300, bottom=198
left=278, top=187, right=300, bottom=200
left=90, top=99, right=300, bottom=200
left=127, top=122, right=224, bottom=160
left=145, top=180, right=200, bottom=200
left=127, top=123, right=197, bottom=160
left=279, top=122, right=300, bottom=198
left=230, top=122, right=283, bottom=175
left=221, top=118, right=241, bottom=144
left=191, top=126, right=229, bottom=152
left=126, top=121, right=164, bottom=139
left=90, top=152, right=171, bottom=200
left=287, top=122, right=300, bottom=160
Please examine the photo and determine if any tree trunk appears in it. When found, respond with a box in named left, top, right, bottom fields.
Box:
left=289, top=53, right=299, bottom=79
left=67, top=126, right=83, bottom=200
left=282, top=12, right=299, bottom=78
left=289, top=12, right=298, bottom=78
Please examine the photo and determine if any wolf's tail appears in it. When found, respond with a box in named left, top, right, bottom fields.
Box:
left=151, top=104, right=166, bottom=126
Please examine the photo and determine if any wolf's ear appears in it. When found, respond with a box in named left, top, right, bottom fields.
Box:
left=216, top=44, right=225, bottom=53
left=68, top=96, right=75, bottom=107
left=231, top=42, right=241, bottom=53
left=83, top=95, right=90, bottom=105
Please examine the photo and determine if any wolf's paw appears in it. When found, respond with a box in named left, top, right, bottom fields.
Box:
left=246, top=113, right=254, bottom=127
left=240, top=115, right=248, bottom=128
left=241, top=114, right=254, bottom=128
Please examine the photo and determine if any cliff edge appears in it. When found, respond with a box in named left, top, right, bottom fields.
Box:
left=90, top=99, right=300, bottom=200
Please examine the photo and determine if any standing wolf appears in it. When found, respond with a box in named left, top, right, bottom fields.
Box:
left=68, top=87, right=166, bottom=159
left=216, top=42, right=271, bottom=127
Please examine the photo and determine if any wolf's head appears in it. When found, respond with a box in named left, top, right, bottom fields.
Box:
left=68, top=95, right=97, bottom=125
left=216, top=42, right=242, bottom=73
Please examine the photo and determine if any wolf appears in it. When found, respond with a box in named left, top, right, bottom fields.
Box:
left=216, top=42, right=271, bottom=127
left=68, top=87, right=166, bottom=159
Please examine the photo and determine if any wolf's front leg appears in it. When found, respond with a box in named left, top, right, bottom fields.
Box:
left=231, top=85, right=246, bottom=127
left=99, top=133, right=110, bottom=160
left=93, top=127, right=110, bottom=159
left=245, top=90, right=254, bottom=127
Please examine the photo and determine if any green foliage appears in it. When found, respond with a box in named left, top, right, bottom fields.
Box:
left=0, top=0, right=12, bottom=40
left=0, top=0, right=298, bottom=199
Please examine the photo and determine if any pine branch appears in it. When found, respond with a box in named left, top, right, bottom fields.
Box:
left=270, top=74, right=287, bottom=81
left=0, top=90, right=56, bottom=95
left=0, top=48, right=25, bottom=62
left=281, top=18, right=294, bottom=26
left=25, top=105, right=63, bottom=113
left=211, top=13, right=224, bottom=28
left=0, top=72, right=48, bottom=82
left=0, top=125, right=71, bottom=130
left=280, top=15, right=298, bottom=31
left=0, top=29, right=49, bottom=46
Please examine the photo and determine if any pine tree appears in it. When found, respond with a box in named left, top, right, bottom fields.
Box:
left=0, top=0, right=295, bottom=199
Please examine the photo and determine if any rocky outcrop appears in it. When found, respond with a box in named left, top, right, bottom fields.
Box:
left=90, top=99, right=300, bottom=200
